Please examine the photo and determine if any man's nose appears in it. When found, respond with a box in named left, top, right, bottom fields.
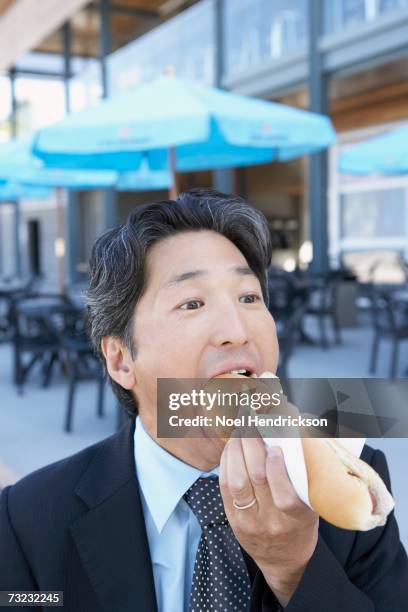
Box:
left=210, top=302, right=250, bottom=346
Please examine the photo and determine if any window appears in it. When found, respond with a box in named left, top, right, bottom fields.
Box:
left=340, top=188, right=405, bottom=239
left=328, top=125, right=408, bottom=274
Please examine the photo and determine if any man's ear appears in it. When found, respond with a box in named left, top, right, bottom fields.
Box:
left=101, top=336, right=136, bottom=390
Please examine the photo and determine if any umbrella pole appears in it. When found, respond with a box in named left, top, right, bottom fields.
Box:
left=169, top=147, right=179, bottom=199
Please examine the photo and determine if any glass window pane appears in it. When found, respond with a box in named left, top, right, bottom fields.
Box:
left=224, top=0, right=307, bottom=78
left=324, top=0, right=366, bottom=34
left=340, top=188, right=406, bottom=239
left=324, top=0, right=408, bottom=34
left=107, top=0, right=215, bottom=94
left=379, top=0, right=408, bottom=14
left=69, top=59, right=102, bottom=113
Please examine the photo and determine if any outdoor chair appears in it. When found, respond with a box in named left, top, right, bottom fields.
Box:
left=275, top=298, right=306, bottom=380
left=0, top=275, right=37, bottom=343
left=305, top=277, right=342, bottom=349
left=267, top=266, right=298, bottom=321
left=10, top=294, right=65, bottom=393
left=267, top=268, right=304, bottom=378
left=369, top=287, right=408, bottom=378
left=55, top=307, right=106, bottom=433
left=0, top=297, right=11, bottom=342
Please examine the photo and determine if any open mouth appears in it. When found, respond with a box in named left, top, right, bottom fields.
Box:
left=207, top=364, right=261, bottom=379
left=223, top=369, right=253, bottom=377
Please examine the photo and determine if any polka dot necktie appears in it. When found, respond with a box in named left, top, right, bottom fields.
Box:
left=183, top=476, right=252, bottom=612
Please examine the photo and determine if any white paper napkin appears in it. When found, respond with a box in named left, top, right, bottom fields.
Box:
left=255, top=373, right=366, bottom=509
left=262, top=436, right=366, bottom=508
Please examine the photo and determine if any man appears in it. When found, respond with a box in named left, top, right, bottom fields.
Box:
left=0, top=188, right=407, bottom=611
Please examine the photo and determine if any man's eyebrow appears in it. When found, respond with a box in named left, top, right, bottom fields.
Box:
left=234, top=265, right=256, bottom=278
left=163, top=265, right=256, bottom=289
left=164, top=269, right=207, bottom=288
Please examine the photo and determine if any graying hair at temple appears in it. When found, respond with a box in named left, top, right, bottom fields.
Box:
left=86, top=188, right=273, bottom=417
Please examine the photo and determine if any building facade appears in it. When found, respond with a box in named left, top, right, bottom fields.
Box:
left=1, top=0, right=408, bottom=288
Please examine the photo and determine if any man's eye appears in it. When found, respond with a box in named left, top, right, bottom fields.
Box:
left=240, top=294, right=261, bottom=304
left=179, top=300, right=204, bottom=310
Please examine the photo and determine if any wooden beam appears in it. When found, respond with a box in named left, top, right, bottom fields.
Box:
left=87, top=1, right=159, bottom=19
left=331, top=81, right=408, bottom=114
left=331, top=81, right=408, bottom=132
left=0, top=0, right=90, bottom=71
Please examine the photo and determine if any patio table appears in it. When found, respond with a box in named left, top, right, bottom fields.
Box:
left=0, top=280, right=30, bottom=298
left=15, top=296, right=71, bottom=318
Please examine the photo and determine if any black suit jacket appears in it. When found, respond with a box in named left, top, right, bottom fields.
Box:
left=1, top=419, right=407, bottom=612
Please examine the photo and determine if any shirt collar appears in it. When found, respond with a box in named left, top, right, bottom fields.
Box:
left=134, top=416, right=219, bottom=534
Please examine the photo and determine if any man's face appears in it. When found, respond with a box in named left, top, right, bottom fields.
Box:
left=131, top=230, right=279, bottom=439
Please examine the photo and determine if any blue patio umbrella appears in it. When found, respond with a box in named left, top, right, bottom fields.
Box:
left=0, top=138, right=117, bottom=189
left=339, top=123, right=408, bottom=175
left=0, top=138, right=171, bottom=191
left=116, top=166, right=170, bottom=191
left=32, top=75, right=336, bottom=191
left=0, top=182, right=52, bottom=201
left=0, top=139, right=170, bottom=295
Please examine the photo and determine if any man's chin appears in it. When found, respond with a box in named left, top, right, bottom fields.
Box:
left=202, top=437, right=225, bottom=467
left=199, top=426, right=228, bottom=456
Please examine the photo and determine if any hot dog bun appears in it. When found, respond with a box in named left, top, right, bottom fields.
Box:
left=302, top=437, right=394, bottom=530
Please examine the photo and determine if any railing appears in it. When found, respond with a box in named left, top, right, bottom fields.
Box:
left=106, top=0, right=308, bottom=92
left=323, top=0, right=408, bottom=34
left=223, top=0, right=307, bottom=78
left=107, top=0, right=215, bottom=94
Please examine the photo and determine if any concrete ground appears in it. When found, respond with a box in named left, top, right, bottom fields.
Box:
left=0, top=346, right=120, bottom=482
left=0, top=314, right=408, bottom=547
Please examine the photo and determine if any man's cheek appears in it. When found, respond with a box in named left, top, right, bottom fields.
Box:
left=255, top=314, right=278, bottom=337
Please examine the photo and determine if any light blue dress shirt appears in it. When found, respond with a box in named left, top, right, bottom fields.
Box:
left=134, top=416, right=219, bottom=612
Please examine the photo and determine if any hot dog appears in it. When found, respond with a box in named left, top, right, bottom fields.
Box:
left=212, top=372, right=395, bottom=531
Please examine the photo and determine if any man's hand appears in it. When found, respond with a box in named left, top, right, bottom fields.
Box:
left=219, top=436, right=319, bottom=606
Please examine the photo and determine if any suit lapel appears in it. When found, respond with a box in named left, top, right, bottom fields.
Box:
left=69, top=420, right=158, bottom=612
